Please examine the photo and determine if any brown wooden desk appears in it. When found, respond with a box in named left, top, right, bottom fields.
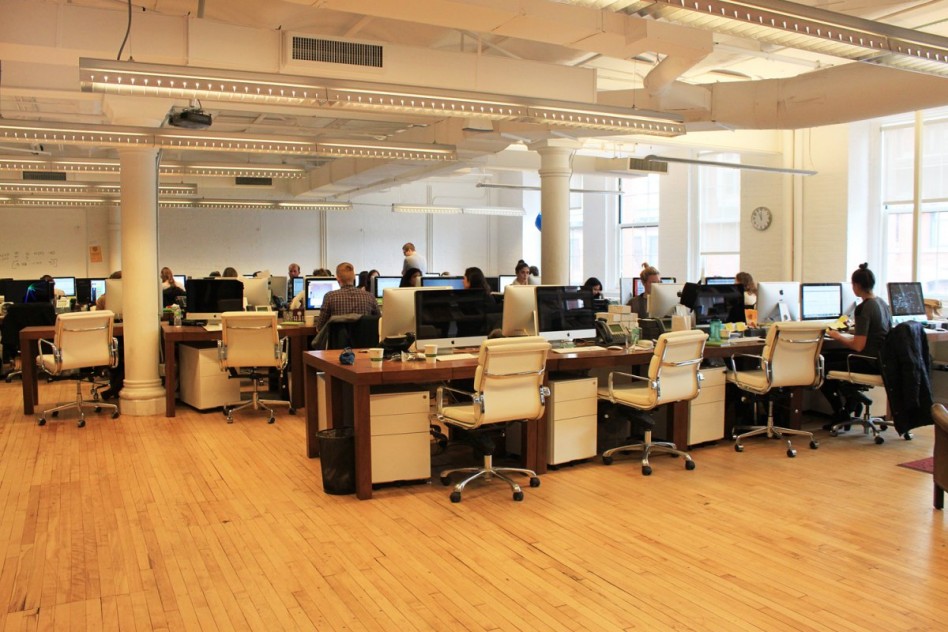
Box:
left=302, top=343, right=762, bottom=500
left=161, top=322, right=316, bottom=417
left=19, top=323, right=124, bottom=415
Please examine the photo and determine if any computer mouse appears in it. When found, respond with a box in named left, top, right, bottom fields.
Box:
left=607, top=345, right=624, bottom=351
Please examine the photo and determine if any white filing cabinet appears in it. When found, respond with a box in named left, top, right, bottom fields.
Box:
left=547, top=377, right=598, bottom=465
left=688, top=366, right=726, bottom=446
left=178, top=343, right=241, bottom=410
left=370, top=391, right=431, bottom=484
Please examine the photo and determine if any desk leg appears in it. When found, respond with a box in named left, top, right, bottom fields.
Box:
left=352, top=384, right=372, bottom=500
left=288, top=336, right=305, bottom=410
left=21, top=338, right=39, bottom=415
left=670, top=400, right=689, bottom=450
left=530, top=416, right=544, bottom=475
left=164, top=336, right=177, bottom=417
left=304, top=362, right=319, bottom=458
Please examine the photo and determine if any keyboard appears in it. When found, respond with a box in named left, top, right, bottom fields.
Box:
left=203, top=323, right=222, bottom=331
left=435, top=353, right=477, bottom=361
left=550, top=345, right=606, bottom=354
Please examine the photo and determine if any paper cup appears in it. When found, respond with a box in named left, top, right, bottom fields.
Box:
left=424, top=344, right=438, bottom=360
left=368, top=348, right=384, bottom=364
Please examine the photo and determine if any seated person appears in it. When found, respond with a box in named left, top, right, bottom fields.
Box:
left=315, top=262, right=380, bottom=332
left=627, top=263, right=660, bottom=319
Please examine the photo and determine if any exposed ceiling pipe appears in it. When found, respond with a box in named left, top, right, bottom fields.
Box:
left=644, top=154, right=817, bottom=176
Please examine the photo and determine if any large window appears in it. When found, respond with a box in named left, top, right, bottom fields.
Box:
left=569, top=205, right=583, bottom=285
left=698, top=153, right=740, bottom=277
left=880, top=109, right=948, bottom=301
left=619, top=175, right=660, bottom=277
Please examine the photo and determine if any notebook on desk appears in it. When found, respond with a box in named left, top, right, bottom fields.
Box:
left=550, top=345, right=606, bottom=354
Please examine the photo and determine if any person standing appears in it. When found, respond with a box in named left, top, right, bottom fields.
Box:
left=401, top=243, right=427, bottom=274
left=315, top=262, right=380, bottom=332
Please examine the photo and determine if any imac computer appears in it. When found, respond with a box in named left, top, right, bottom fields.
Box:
left=379, top=286, right=448, bottom=340
left=485, top=276, right=500, bottom=292
left=888, top=282, right=926, bottom=324
left=53, top=276, right=76, bottom=297
left=289, top=276, right=305, bottom=301
left=173, top=274, right=187, bottom=288
left=647, top=283, right=684, bottom=319
left=704, top=276, right=733, bottom=286
left=184, top=278, right=243, bottom=322
left=800, top=283, right=842, bottom=320
left=1, top=279, right=51, bottom=304
left=680, top=283, right=745, bottom=325
left=104, top=278, right=124, bottom=319
left=535, top=286, right=597, bottom=344
left=619, top=277, right=635, bottom=305
left=75, top=278, right=103, bottom=305
left=242, top=277, right=272, bottom=308
left=421, top=276, right=465, bottom=290
left=304, top=277, right=340, bottom=312
left=498, top=275, right=517, bottom=293
left=414, top=288, right=495, bottom=349
left=501, top=285, right=537, bottom=336
left=374, top=276, right=402, bottom=300
left=756, top=281, right=801, bottom=322
left=841, top=281, right=861, bottom=316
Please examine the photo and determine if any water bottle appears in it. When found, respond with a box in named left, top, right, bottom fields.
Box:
left=709, top=318, right=722, bottom=342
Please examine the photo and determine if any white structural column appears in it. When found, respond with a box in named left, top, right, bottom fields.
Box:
left=117, top=147, right=165, bottom=415
left=107, top=205, right=121, bottom=274
left=532, top=140, right=580, bottom=285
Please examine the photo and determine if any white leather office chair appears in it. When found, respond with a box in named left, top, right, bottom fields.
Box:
left=726, top=321, right=825, bottom=456
left=598, top=330, right=707, bottom=475
left=437, top=336, right=551, bottom=502
left=217, top=311, right=292, bottom=424
left=36, top=310, right=120, bottom=428
left=824, top=354, right=889, bottom=443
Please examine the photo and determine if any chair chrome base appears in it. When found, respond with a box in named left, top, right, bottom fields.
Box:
left=38, top=379, right=119, bottom=428
left=223, top=387, right=293, bottom=424
left=602, top=430, right=695, bottom=476
left=827, top=408, right=889, bottom=444
left=733, top=399, right=818, bottom=457
left=440, top=454, right=540, bottom=502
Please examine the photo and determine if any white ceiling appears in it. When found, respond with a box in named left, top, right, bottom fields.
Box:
left=1, top=0, right=946, bottom=201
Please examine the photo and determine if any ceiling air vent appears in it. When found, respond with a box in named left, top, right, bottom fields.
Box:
left=291, top=36, right=383, bottom=68
left=626, top=158, right=669, bottom=174
left=23, top=171, right=67, bottom=181
left=235, top=177, right=273, bottom=186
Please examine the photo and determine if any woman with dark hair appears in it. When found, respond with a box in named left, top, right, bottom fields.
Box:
left=735, top=271, right=757, bottom=308
left=222, top=267, right=239, bottom=278
left=582, top=277, right=603, bottom=298
left=357, top=270, right=371, bottom=292
left=399, top=267, right=422, bottom=288
left=820, top=263, right=891, bottom=424
left=463, top=266, right=492, bottom=296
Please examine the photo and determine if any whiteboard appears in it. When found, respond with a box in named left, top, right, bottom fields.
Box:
left=0, top=208, right=90, bottom=278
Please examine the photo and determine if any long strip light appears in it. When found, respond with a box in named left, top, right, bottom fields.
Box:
left=0, top=197, right=350, bottom=210
left=79, top=59, right=686, bottom=136
left=0, top=181, right=197, bottom=195
left=0, top=157, right=312, bottom=178
left=462, top=206, right=526, bottom=216
left=317, top=138, right=456, bottom=161
left=644, top=154, right=817, bottom=175
left=392, top=204, right=462, bottom=214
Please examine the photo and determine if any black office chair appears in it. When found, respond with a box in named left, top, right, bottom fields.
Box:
left=2, top=303, right=57, bottom=382
left=313, top=314, right=381, bottom=351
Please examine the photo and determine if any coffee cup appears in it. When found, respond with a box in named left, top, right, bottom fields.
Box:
left=368, top=348, right=384, bottom=365
left=424, top=344, right=438, bottom=360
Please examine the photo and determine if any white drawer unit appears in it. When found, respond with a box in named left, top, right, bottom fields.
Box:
left=688, top=366, right=726, bottom=446
left=547, top=377, right=598, bottom=465
left=178, top=342, right=240, bottom=410
left=370, top=391, right=431, bottom=484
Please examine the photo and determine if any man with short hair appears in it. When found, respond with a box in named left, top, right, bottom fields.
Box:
left=288, top=262, right=301, bottom=279
left=401, top=242, right=427, bottom=275
left=315, top=262, right=380, bottom=331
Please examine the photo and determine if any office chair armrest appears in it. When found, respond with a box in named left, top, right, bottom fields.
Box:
left=845, top=353, right=878, bottom=372
left=725, top=352, right=763, bottom=373
left=37, top=338, right=62, bottom=373
left=109, top=336, right=120, bottom=368
left=217, top=340, right=227, bottom=370
left=607, top=370, right=656, bottom=400
left=436, top=384, right=477, bottom=416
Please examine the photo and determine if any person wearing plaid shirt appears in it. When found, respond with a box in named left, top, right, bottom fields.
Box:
left=315, top=262, right=380, bottom=332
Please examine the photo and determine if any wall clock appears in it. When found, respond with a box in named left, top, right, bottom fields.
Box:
left=751, top=206, right=773, bottom=231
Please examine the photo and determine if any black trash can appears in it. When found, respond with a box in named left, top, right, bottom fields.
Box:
left=317, top=428, right=356, bottom=495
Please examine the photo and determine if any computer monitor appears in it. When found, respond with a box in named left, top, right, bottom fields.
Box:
left=104, top=278, right=124, bottom=319
left=756, top=281, right=801, bottom=322
left=414, top=288, right=495, bottom=349
left=242, top=276, right=271, bottom=308
left=173, top=274, right=187, bottom=288
left=304, top=277, right=340, bottom=312
left=421, top=276, right=465, bottom=290
left=633, top=277, right=644, bottom=296
left=535, top=286, right=597, bottom=344
left=619, top=277, right=635, bottom=305
left=184, top=278, right=243, bottom=322
left=269, top=275, right=287, bottom=302
left=0, top=279, right=50, bottom=304
left=648, top=283, right=684, bottom=319
left=501, top=285, right=537, bottom=336
left=374, top=276, right=402, bottom=299
left=841, top=281, right=861, bottom=316
left=75, top=278, right=95, bottom=304
left=680, top=283, right=745, bottom=325
left=498, top=275, right=517, bottom=293
left=378, top=286, right=448, bottom=340
left=289, top=276, right=305, bottom=300
left=800, top=283, right=842, bottom=320
left=485, top=276, right=500, bottom=292
left=53, top=276, right=76, bottom=297
left=704, top=276, right=733, bottom=286
left=888, top=282, right=926, bottom=321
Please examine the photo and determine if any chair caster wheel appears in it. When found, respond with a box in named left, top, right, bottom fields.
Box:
left=51, top=411, right=59, bottom=418
left=77, top=419, right=86, bottom=428
left=734, top=444, right=744, bottom=453
left=880, top=423, right=888, bottom=431
left=440, top=476, right=452, bottom=486
left=685, top=460, right=696, bottom=471
left=787, top=449, right=797, bottom=457
left=222, top=408, right=229, bottom=416
left=602, top=455, right=614, bottom=465
left=875, top=435, right=885, bottom=444
left=288, top=408, right=296, bottom=415
left=38, top=417, right=46, bottom=426
left=529, top=477, right=540, bottom=488
left=809, top=440, right=819, bottom=449
left=450, top=491, right=461, bottom=503
left=268, top=417, right=275, bottom=424
left=226, top=418, right=234, bottom=424
left=829, top=430, right=839, bottom=437
left=513, top=491, right=524, bottom=501
left=111, top=411, right=120, bottom=419
left=94, top=406, right=102, bottom=413
left=903, top=431, right=913, bottom=441
left=641, top=465, right=652, bottom=476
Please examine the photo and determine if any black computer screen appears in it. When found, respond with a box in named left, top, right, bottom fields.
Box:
left=414, top=289, right=497, bottom=345
left=680, top=282, right=745, bottom=325
left=888, top=282, right=925, bottom=317
left=0, top=279, right=52, bottom=304
left=800, top=283, right=842, bottom=320
left=421, top=276, right=466, bottom=290
left=185, top=279, right=244, bottom=317
left=704, top=276, right=733, bottom=286
left=75, top=278, right=105, bottom=304
left=535, top=286, right=597, bottom=339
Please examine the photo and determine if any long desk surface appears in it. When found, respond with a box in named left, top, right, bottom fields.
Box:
left=303, top=341, right=766, bottom=500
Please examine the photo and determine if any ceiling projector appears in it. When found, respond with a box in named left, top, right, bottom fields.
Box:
left=168, top=107, right=212, bottom=129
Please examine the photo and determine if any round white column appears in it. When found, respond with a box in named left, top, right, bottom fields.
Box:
left=107, top=204, right=121, bottom=273
left=117, top=147, right=165, bottom=415
left=533, top=140, right=580, bottom=286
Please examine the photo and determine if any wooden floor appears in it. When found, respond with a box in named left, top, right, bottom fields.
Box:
left=1, top=380, right=947, bottom=631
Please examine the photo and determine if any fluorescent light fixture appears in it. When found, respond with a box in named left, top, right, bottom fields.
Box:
left=0, top=121, right=150, bottom=147
left=94, top=183, right=198, bottom=195
left=643, top=154, right=817, bottom=176
left=0, top=181, right=88, bottom=193
left=325, top=86, right=528, bottom=120
left=392, top=204, right=462, bottom=214
left=15, top=197, right=107, bottom=206
left=0, top=157, right=311, bottom=178
left=526, top=106, right=686, bottom=136
left=277, top=202, right=351, bottom=211
left=156, top=130, right=318, bottom=155
left=317, top=138, right=456, bottom=161
left=462, top=206, right=526, bottom=216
